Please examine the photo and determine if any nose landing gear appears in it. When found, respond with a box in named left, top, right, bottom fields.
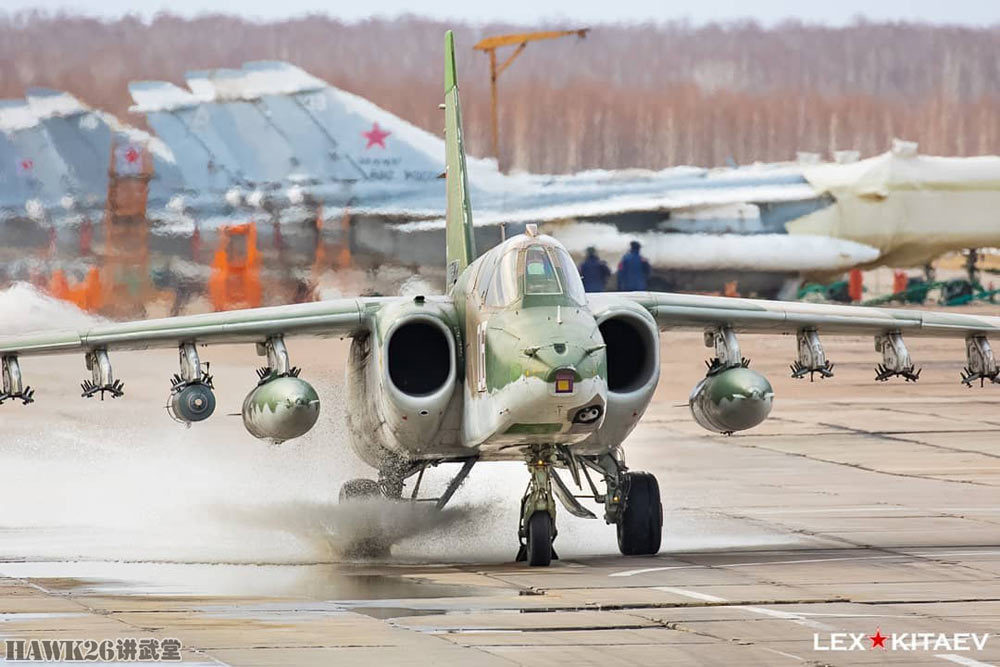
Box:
left=513, top=448, right=662, bottom=566
left=516, top=445, right=559, bottom=566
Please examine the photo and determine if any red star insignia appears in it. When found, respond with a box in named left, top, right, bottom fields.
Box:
left=362, top=122, right=390, bottom=149
left=869, top=628, right=887, bottom=649
left=20, top=158, right=33, bottom=171
left=124, top=147, right=140, bottom=163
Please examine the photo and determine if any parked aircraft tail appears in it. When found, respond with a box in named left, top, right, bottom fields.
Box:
left=444, top=30, right=476, bottom=289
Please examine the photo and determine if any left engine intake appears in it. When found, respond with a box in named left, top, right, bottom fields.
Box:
left=379, top=314, right=457, bottom=442
left=242, top=375, right=320, bottom=444
left=689, top=367, right=773, bottom=434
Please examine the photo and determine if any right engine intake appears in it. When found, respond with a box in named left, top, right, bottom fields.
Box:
left=689, top=366, right=773, bottom=434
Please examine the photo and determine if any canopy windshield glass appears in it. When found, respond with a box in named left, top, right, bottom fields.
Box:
left=485, top=249, right=519, bottom=307
left=483, top=241, right=588, bottom=307
left=524, top=246, right=562, bottom=295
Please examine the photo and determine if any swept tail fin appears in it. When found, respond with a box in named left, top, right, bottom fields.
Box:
left=444, top=30, right=476, bottom=290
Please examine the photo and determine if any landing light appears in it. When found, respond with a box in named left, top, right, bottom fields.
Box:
left=554, top=369, right=574, bottom=394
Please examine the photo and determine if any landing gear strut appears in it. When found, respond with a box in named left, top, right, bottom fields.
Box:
left=337, top=457, right=478, bottom=559
left=516, top=444, right=558, bottom=566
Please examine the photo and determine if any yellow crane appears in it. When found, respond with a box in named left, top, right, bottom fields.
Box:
left=473, top=29, right=589, bottom=172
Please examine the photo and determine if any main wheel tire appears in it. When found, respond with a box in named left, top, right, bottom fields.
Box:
left=617, top=471, right=663, bottom=555
left=526, top=511, right=553, bottom=567
left=339, top=478, right=381, bottom=502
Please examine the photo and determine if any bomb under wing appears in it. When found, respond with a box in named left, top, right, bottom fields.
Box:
left=240, top=336, right=320, bottom=444
left=242, top=374, right=320, bottom=444
left=689, top=366, right=774, bottom=434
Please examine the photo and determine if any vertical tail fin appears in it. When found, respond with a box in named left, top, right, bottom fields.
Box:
left=444, top=30, right=476, bottom=290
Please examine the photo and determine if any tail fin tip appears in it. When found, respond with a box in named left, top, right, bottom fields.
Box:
left=445, top=30, right=457, bottom=92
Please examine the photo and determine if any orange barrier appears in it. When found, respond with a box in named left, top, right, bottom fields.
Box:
left=848, top=268, right=864, bottom=303
left=209, top=222, right=261, bottom=311
left=48, top=268, right=103, bottom=312
left=892, top=270, right=908, bottom=296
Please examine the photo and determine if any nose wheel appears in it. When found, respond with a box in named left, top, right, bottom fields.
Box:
left=524, top=511, right=553, bottom=566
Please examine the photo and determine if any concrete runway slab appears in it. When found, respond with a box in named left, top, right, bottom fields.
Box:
left=1, top=315, right=1000, bottom=665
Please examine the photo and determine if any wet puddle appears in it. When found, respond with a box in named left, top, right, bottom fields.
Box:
left=0, top=559, right=503, bottom=609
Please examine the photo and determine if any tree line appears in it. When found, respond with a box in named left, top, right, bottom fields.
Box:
left=1, top=12, right=997, bottom=171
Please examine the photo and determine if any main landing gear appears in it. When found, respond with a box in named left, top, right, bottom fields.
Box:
left=515, top=444, right=663, bottom=567
left=617, top=471, right=662, bottom=555
left=339, top=478, right=382, bottom=501
left=337, top=457, right=478, bottom=558
left=337, top=447, right=662, bottom=567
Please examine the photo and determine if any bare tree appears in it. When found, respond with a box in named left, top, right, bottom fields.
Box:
left=1, top=13, right=997, bottom=171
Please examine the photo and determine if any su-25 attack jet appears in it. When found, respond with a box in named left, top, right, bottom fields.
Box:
left=5, top=32, right=1000, bottom=565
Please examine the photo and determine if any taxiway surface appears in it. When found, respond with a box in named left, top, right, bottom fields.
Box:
left=1, top=318, right=999, bottom=666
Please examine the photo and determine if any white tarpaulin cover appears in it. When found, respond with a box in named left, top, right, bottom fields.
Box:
left=547, top=222, right=879, bottom=273
left=791, top=141, right=1000, bottom=267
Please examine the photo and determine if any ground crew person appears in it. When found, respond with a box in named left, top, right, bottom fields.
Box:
left=579, top=246, right=611, bottom=292
left=616, top=240, right=650, bottom=291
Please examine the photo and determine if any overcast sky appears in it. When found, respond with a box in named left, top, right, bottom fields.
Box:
left=3, top=0, right=998, bottom=26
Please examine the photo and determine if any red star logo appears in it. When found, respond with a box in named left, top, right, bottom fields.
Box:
left=124, top=147, right=140, bottom=163
left=869, top=628, right=887, bottom=649
left=19, top=158, right=33, bottom=171
left=362, top=122, right=390, bottom=149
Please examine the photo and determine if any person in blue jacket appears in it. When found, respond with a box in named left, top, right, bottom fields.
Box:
left=578, top=246, right=611, bottom=292
left=616, top=240, right=651, bottom=291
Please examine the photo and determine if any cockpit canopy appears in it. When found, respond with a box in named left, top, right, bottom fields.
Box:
left=474, top=235, right=587, bottom=308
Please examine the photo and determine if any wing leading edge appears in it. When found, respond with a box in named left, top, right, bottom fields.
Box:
left=601, top=291, right=1000, bottom=338
left=0, top=297, right=400, bottom=356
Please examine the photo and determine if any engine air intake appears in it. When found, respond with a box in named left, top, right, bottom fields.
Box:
left=387, top=321, right=452, bottom=396
left=599, top=315, right=657, bottom=393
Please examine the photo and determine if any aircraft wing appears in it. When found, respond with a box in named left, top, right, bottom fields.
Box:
left=0, top=297, right=395, bottom=357
left=599, top=292, right=1000, bottom=338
